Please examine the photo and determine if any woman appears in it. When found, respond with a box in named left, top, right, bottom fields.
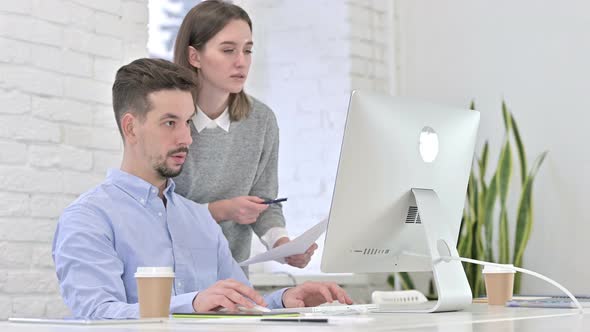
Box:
left=173, top=0, right=316, bottom=274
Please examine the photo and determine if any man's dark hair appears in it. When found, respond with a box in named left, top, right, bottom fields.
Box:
left=112, top=58, right=196, bottom=139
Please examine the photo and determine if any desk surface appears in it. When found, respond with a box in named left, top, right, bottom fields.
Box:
left=2, top=304, right=588, bottom=331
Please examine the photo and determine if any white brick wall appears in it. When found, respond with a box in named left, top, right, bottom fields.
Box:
left=234, top=0, right=395, bottom=275
left=0, top=0, right=146, bottom=319
left=348, top=0, right=394, bottom=93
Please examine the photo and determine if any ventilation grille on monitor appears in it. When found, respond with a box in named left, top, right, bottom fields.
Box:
left=405, top=206, right=421, bottom=224
left=353, top=248, right=391, bottom=255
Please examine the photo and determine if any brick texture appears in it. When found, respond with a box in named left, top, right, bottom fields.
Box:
left=0, top=0, right=147, bottom=318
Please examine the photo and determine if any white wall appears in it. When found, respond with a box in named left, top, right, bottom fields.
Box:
left=0, top=0, right=148, bottom=318
left=235, top=0, right=394, bottom=276
left=395, top=0, right=590, bottom=294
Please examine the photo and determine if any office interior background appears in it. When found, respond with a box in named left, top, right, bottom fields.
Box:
left=0, top=0, right=588, bottom=318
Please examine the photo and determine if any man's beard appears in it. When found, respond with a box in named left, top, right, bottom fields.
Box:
left=155, top=163, right=183, bottom=178
left=153, top=147, right=189, bottom=178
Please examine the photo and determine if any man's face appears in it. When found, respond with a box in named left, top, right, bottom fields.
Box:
left=135, top=89, right=194, bottom=180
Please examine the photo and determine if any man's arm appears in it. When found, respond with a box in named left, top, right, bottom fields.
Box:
left=52, top=206, right=197, bottom=318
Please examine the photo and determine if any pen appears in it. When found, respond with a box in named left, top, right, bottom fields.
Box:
left=262, top=197, right=288, bottom=205
left=260, top=318, right=328, bottom=323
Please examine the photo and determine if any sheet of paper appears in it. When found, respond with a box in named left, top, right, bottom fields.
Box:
left=239, top=218, right=328, bottom=266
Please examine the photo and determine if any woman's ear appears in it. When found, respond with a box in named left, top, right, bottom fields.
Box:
left=188, top=46, right=201, bottom=69
left=121, top=113, right=138, bottom=144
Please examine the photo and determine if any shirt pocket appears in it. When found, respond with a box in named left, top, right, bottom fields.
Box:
left=189, top=247, right=218, bottom=289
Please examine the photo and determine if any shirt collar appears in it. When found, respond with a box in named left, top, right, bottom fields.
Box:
left=106, top=168, right=176, bottom=206
left=193, top=105, right=230, bottom=133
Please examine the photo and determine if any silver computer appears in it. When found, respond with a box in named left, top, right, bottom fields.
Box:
left=321, top=90, right=480, bottom=312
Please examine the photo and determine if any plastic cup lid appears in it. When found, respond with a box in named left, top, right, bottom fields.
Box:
left=482, top=264, right=516, bottom=274
left=134, top=266, right=175, bottom=278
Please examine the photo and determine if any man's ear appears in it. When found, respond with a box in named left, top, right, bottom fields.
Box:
left=121, top=113, right=139, bottom=144
left=188, top=46, right=201, bottom=69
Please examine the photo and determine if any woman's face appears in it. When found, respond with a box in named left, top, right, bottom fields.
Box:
left=190, top=19, right=253, bottom=95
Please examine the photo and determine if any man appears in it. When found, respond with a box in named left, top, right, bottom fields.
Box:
left=52, top=58, right=352, bottom=319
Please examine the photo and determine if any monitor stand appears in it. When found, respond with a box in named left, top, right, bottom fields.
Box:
left=376, top=188, right=473, bottom=313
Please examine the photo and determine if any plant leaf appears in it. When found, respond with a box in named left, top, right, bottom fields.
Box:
left=513, top=151, right=548, bottom=266
left=459, top=207, right=473, bottom=256
left=480, top=141, right=489, bottom=184
left=502, top=100, right=512, bottom=132
left=461, top=219, right=475, bottom=288
left=512, top=176, right=534, bottom=294
left=387, top=274, right=395, bottom=288
left=484, top=172, right=498, bottom=262
left=496, top=136, right=513, bottom=264
left=469, top=170, right=479, bottom=221
left=529, top=151, right=548, bottom=178
left=497, top=138, right=513, bottom=208
left=458, top=231, right=468, bottom=257
left=399, top=272, right=415, bottom=290
left=511, top=113, right=528, bottom=185
left=498, top=210, right=510, bottom=264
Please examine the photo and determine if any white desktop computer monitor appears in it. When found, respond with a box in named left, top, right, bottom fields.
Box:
left=321, top=91, right=480, bottom=312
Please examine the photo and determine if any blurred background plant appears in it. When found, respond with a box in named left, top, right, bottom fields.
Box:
left=388, top=100, right=548, bottom=298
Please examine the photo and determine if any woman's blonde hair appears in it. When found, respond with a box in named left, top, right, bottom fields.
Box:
left=174, top=0, right=252, bottom=121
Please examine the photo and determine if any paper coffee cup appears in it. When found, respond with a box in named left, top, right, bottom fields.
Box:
left=135, top=267, right=175, bottom=318
left=483, top=264, right=515, bottom=305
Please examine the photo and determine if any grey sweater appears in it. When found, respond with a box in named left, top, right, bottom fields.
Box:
left=174, top=97, right=286, bottom=272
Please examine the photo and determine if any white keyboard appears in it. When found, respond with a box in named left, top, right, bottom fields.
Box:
left=272, top=302, right=440, bottom=315
left=271, top=290, right=434, bottom=315
left=272, top=303, right=378, bottom=314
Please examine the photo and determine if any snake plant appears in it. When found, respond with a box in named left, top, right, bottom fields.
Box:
left=459, top=100, right=547, bottom=295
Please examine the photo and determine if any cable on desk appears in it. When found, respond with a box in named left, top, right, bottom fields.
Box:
left=402, top=251, right=584, bottom=314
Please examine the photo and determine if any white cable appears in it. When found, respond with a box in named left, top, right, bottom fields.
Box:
left=402, top=251, right=584, bottom=313
left=447, top=256, right=583, bottom=313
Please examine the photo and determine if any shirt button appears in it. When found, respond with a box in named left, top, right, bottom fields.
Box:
left=151, top=189, right=156, bottom=194
left=158, top=212, right=163, bottom=217
left=140, top=198, right=145, bottom=203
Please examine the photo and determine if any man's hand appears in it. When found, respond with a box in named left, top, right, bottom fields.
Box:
left=274, top=237, right=318, bottom=268
left=282, top=281, right=353, bottom=308
left=208, top=196, right=268, bottom=224
left=192, top=279, right=267, bottom=312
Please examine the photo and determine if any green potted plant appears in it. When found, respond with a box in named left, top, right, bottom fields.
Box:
left=388, top=100, right=547, bottom=297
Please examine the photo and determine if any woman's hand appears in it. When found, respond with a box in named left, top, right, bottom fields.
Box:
left=274, top=237, right=318, bottom=268
left=208, top=196, right=268, bottom=224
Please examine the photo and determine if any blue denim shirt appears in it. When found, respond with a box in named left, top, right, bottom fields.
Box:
left=52, top=169, right=286, bottom=319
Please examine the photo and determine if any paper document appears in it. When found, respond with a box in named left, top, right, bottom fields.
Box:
left=239, top=218, right=328, bottom=266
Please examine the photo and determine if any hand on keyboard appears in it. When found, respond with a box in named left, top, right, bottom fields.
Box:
left=282, top=281, right=353, bottom=308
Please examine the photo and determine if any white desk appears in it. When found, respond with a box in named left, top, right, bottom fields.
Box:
left=2, top=304, right=588, bottom=331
